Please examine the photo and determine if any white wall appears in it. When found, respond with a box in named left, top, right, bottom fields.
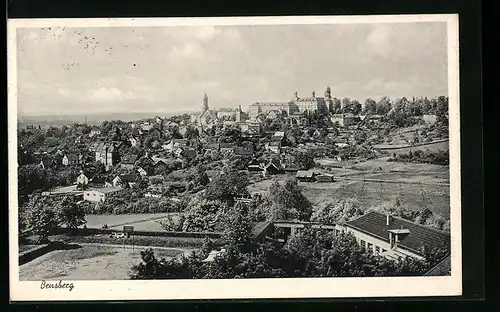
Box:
left=84, top=190, right=105, bottom=202
left=344, top=227, right=424, bottom=260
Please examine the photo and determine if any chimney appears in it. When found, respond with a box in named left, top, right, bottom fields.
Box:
left=386, top=213, right=392, bottom=226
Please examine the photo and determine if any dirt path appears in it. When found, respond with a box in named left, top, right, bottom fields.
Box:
left=106, top=214, right=179, bottom=229
left=76, top=242, right=196, bottom=257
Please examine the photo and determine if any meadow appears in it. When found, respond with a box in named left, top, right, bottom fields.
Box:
left=19, top=245, right=183, bottom=281
left=85, top=213, right=181, bottom=231
left=300, top=179, right=450, bottom=218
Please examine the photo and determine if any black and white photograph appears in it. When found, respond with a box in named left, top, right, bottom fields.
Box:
left=8, top=15, right=461, bottom=300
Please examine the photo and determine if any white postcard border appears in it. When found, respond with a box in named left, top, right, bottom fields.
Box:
left=8, top=14, right=461, bottom=301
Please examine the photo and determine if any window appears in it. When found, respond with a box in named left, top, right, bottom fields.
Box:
left=367, top=243, right=373, bottom=251
left=93, top=194, right=96, bottom=196
left=375, top=246, right=380, bottom=253
left=360, top=239, right=365, bottom=246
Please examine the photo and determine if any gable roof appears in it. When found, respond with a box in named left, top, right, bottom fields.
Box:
left=233, top=146, right=253, bottom=156
left=64, top=153, right=80, bottom=161
left=121, top=154, right=139, bottom=164
left=424, top=255, right=451, bottom=276
left=118, top=174, right=140, bottom=183
left=345, top=211, right=450, bottom=256
left=296, top=170, right=315, bottom=178
left=251, top=221, right=272, bottom=241
left=172, top=138, right=188, bottom=145
left=219, top=142, right=234, bottom=149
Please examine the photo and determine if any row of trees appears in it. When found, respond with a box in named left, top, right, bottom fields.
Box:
left=328, top=96, right=448, bottom=117
left=20, top=195, right=86, bottom=243
left=132, top=206, right=447, bottom=279
left=389, top=150, right=449, bottom=166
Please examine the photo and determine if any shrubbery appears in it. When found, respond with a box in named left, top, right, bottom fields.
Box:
left=389, top=149, right=449, bottom=166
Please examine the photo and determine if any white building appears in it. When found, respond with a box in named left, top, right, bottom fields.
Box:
left=83, top=187, right=122, bottom=203
left=341, top=211, right=450, bottom=261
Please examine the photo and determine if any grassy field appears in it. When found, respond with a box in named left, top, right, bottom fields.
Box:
left=19, top=245, right=182, bottom=281
left=300, top=180, right=450, bottom=218
left=247, top=159, right=451, bottom=219
left=85, top=213, right=180, bottom=231
left=348, top=158, right=450, bottom=174
left=51, top=233, right=208, bottom=249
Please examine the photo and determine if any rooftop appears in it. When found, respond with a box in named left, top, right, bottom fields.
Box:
left=296, top=170, right=315, bottom=178
left=345, top=211, right=450, bottom=256
left=87, top=187, right=122, bottom=194
left=424, top=254, right=451, bottom=276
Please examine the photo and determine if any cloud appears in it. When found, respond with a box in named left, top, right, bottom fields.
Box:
left=366, top=24, right=392, bottom=56
left=190, top=26, right=242, bottom=42
left=168, top=42, right=205, bottom=59
left=87, top=87, right=135, bottom=102
left=57, top=88, right=75, bottom=97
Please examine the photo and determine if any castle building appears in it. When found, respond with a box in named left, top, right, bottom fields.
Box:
left=191, top=94, right=248, bottom=130
left=248, top=87, right=331, bottom=118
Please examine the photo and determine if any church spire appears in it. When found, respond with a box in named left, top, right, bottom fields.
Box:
left=202, top=93, right=209, bottom=112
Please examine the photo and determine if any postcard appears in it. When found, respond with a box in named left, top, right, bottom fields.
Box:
left=8, top=14, right=461, bottom=301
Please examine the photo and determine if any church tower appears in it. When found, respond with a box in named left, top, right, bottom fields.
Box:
left=325, top=86, right=332, bottom=99
left=202, top=93, right=209, bottom=112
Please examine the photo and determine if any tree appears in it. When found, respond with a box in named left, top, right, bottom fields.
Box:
left=193, top=164, right=210, bottom=187
left=311, top=198, right=364, bottom=224
left=350, top=100, right=362, bottom=115
left=182, top=195, right=229, bottom=232
left=341, top=98, right=351, bottom=111
left=377, top=97, right=392, bottom=115
left=205, top=168, right=249, bottom=204
left=265, top=178, right=313, bottom=221
left=223, top=202, right=255, bottom=254
left=363, top=98, right=377, bottom=115
left=17, top=164, right=53, bottom=204
left=56, top=196, right=86, bottom=230
left=331, top=98, right=342, bottom=114
left=24, top=196, right=60, bottom=243
left=422, top=97, right=432, bottom=114
left=292, top=150, right=315, bottom=170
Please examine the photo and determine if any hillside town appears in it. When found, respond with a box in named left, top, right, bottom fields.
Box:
left=18, top=90, right=452, bottom=280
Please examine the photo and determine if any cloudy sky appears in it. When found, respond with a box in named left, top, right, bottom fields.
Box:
left=16, top=22, right=448, bottom=116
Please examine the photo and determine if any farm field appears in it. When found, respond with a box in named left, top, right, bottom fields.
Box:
left=348, top=158, right=450, bottom=175
left=85, top=213, right=180, bottom=231
left=19, top=245, right=183, bottom=281
left=300, top=180, right=450, bottom=218
left=375, top=140, right=449, bottom=156
left=247, top=159, right=451, bottom=219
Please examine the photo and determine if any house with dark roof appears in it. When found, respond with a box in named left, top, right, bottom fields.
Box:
left=342, top=211, right=451, bottom=261
left=316, top=174, right=334, bottom=183
left=263, top=161, right=282, bottom=176
left=247, top=159, right=264, bottom=172
left=62, top=153, right=82, bottom=166
left=88, top=175, right=107, bottom=188
left=39, top=156, right=55, bottom=169
left=424, top=254, right=451, bottom=276
left=266, top=141, right=282, bottom=154
left=112, top=174, right=140, bottom=188
left=120, top=154, right=140, bottom=169
left=76, top=171, right=91, bottom=186
left=233, top=146, right=254, bottom=157
left=296, top=170, right=316, bottom=182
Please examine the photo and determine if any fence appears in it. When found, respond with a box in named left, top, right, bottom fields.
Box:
left=52, top=227, right=223, bottom=239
